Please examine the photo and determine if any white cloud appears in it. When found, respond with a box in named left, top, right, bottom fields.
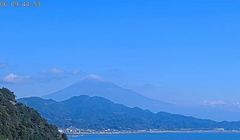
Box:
left=72, top=69, right=81, bottom=75
left=0, top=63, right=6, bottom=68
left=202, top=100, right=240, bottom=109
left=2, top=73, right=30, bottom=84
left=42, top=68, right=65, bottom=75
left=202, top=100, right=227, bottom=106
left=38, top=68, right=66, bottom=82
left=83, top=74, right=103, bottom=80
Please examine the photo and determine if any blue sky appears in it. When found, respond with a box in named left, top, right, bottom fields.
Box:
left=1, top=0, right=240, bottom=106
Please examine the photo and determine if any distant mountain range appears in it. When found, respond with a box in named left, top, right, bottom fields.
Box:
left=43, top=77, right=174, bottom=112
left=42, top=78, right=240, bottom=121
left=19, top=95, right=240, bottom=131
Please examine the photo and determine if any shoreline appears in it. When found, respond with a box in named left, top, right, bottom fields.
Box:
left=64, top=130, right=240, bottom=135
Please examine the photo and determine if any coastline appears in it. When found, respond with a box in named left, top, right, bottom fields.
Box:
left=62, top=129, right=240, bottom=135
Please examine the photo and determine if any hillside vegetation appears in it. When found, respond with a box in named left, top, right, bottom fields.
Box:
left=20, top=95, right=240, bottom=131
left=0, top=88, right=67, bottom=140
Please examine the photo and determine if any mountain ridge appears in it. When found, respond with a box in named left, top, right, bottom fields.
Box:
left=19, top=95, right=240, bottom=131
left=43, top=78, right=174, bottom=113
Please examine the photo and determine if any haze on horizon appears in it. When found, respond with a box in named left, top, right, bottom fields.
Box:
left=1, top=0, right=240, bottom=121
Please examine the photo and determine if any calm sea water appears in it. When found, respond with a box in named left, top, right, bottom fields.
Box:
left=68, top=133, right=240, bottom=140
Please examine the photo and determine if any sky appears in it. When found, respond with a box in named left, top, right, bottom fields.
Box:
left=1, top=0, right=240, bottom=107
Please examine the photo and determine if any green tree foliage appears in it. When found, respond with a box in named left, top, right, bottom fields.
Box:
left=20, top=95, right=240, bottom=131
left=0, top=88, right=67, bottom=140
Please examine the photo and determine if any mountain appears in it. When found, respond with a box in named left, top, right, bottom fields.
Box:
left=0, top=88, right=67, bottom=140
left=19, top=95, right=240, bottom=131
left=43, top=77, right=173, bottom=112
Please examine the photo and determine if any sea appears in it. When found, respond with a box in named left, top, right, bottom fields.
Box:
left=68, top=133, right=240, bottom=140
